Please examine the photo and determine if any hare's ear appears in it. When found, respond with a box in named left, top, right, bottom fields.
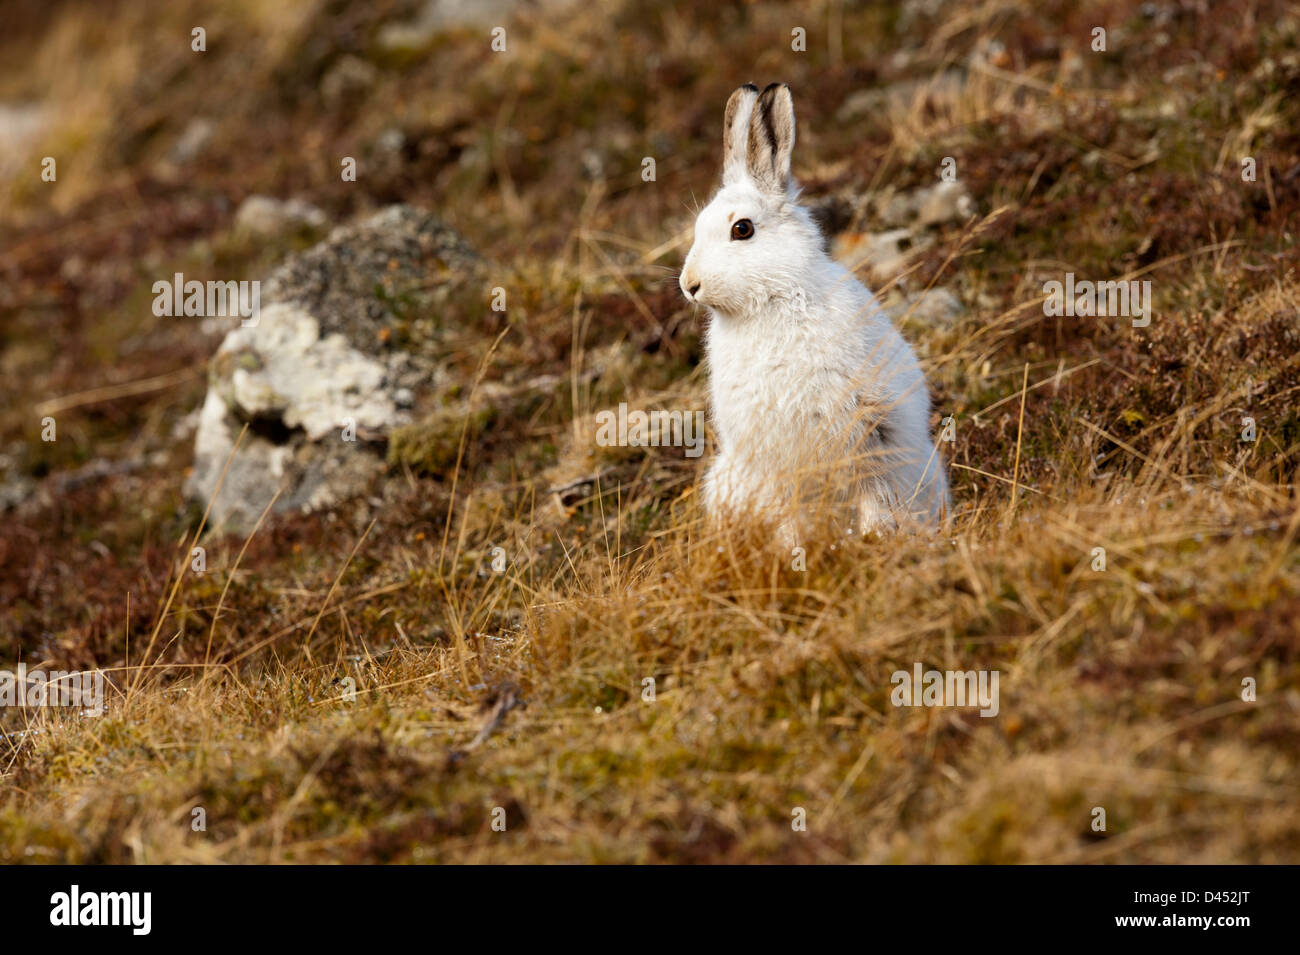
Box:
left=746, top=82, right=796, bottom=195
left=722, top=84, right=760, bottom=185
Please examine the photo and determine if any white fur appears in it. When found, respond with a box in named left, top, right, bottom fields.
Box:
left=680, top=87, right=948, bottom=539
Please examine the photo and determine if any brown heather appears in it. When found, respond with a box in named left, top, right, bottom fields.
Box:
left=0, top=0, right=1298, bottom=862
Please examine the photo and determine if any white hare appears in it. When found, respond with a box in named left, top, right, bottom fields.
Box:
left=680, top=82, right=949, bottom=539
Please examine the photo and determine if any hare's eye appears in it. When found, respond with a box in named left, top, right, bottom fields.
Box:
left=730, top=218, right=755, bottom=241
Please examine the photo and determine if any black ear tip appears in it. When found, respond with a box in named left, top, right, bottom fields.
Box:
left=741, top=82, right=759, bottom=93
left=762, top=82, right=786, bottom=95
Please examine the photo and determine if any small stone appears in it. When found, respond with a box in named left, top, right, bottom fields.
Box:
left=169, top=117, right=215, bottom=165
left=833, top=227, right=930, bottom=282
left=886, top=287, right=965, bottom=329
left=233, top=195, right=327, bottom=238
left=877, top=181, right=974, bottom=229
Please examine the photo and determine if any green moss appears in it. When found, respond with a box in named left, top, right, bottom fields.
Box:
left=388, top=405, right=498, bottom=476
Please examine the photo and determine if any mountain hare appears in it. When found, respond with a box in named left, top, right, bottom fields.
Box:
left=680, top=83, right=949, bottom=539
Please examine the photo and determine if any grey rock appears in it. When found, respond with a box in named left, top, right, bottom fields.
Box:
left=876, top=180, right=974, bottom=229
left=884, top=287, right=965, bottom=329
left=233, top=195, right=327, bottom=237
left=831, top=228, right=934, bottom=285
left=817, top=178, right=977, bottom=283
left=186, top=205, right=480, bottom=533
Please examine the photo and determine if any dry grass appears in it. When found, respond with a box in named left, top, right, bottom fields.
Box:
left=1, top=0, right=1298, bottom=863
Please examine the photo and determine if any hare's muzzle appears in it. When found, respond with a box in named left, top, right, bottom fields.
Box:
left=680, top=268, right=702, bottom=303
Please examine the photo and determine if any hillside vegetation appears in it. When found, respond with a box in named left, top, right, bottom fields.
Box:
left=1, top=0, right=1298, bottom=862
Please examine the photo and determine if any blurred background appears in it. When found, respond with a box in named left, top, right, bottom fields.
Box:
left=1, top=0, right=1298, bottom=863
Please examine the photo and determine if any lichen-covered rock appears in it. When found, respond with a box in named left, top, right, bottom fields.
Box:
left=186, top=204, right=480, bottom=533
left=811, top=180, right=977, bottom=285
left=833, top=227, right=931, bottom=282
left=875, top=181, right=975, bottom=230
left=884, top=286, right=965, bottom=330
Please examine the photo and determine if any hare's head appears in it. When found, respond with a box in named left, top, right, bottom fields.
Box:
left=680, top=83, right=823, bottom=316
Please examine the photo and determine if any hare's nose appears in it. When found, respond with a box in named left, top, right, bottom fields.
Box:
left=680, top=270, right=702, bottom=300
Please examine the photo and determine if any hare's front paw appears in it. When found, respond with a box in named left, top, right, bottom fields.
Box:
left=701, top=454, right=729, bottom=519
left=703, top=452, right=758, bottom=519
left=857, top=491, right=900, bottom=537
left=774, top=518, right=805, bottom=551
